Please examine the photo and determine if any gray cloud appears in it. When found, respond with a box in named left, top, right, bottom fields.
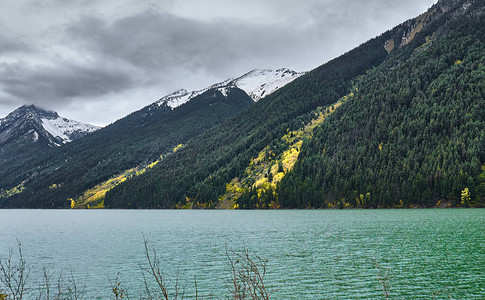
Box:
left=0, top=63, right=135, bottom=105
left=0, top=37, right=31, bottom=55
left=67, top=12, right=303, bottom=75
left=0, top=0, right=438, bottom=125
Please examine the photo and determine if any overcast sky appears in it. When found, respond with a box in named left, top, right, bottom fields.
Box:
left=0, top=0, right=437, bottom=126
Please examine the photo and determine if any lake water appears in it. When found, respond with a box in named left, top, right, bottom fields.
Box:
left=0, top=209, right=484, bottom=299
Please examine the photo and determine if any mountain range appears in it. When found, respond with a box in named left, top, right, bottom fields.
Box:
left=0, top=68, right=303, bottom=206
left=1, top=0, right=484, bottom=208
left=152, top=68, right=305, bottom=109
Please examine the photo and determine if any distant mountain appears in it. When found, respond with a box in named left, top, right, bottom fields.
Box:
left=128, top=68, right=304, bottom=124
left=0, top=105, right=99, bottom=176
left=0, top=68, right=303, bottom=208
left=0, top=105, right=99, bottom=147
left=145, top=68, right=304, bottom=111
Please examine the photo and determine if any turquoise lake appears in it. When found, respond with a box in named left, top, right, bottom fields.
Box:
left=0, top=209, right=484, bottom=299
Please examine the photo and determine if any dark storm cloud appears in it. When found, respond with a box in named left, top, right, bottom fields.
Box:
left=0, top=62, right=135, bottom=106
left=308, top=0, right=430, bottom=27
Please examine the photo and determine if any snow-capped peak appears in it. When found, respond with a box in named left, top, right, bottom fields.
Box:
left=0, top=105, right=100, bottom=146
left=153, top=68, right=305, bottom=110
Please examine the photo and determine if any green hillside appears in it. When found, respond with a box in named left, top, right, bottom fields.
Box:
left=105, top=0, right=485, bottom=209
left=0, top=88, right=253, bottom=208
left=279, top=10, right=485, bottom=208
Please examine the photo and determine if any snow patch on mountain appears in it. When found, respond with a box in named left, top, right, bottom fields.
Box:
left=154, top=68, right=305, bottom=110
left=41, top=116, right=99, bottom=144
left=234, top=69, right=305, bottom=101
left=28, top=129, right=39, bottom=142
left=219, top=87, right=231, bottom=98
left=156, top=89, right=191, bottom=108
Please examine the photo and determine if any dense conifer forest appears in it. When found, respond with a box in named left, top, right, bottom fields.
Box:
left=278, top=15, right=485, bottom=208
left=1, top=0, right=483, bottom=209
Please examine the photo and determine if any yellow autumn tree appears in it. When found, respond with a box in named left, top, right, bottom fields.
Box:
left=461, top=188, right=471, bottom=206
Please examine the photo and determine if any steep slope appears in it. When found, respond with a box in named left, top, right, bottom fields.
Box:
left=279, top=0, right=485, bottom=208
left=0, top=87, right=254, bottom=207
left=105, top=0, right=484, bottom=209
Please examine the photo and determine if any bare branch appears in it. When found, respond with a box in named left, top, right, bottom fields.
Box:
left=225, top=247, right=272, bottom=300
left=0, top=241, right=30, bottom=300
left=141, top=238, right=184, bottom=300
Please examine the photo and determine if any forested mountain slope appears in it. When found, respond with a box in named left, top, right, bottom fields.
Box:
left=105, top=0, right=484, bottom=209
left=279, top=4, right=485, bottom=208
left=103, top=15, right=397, bottom=207
left=0, top=88, right=253, bottom=207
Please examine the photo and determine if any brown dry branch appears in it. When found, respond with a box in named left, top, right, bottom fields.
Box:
left=0, top=241, right=29, bottom=300
left=140, top=238, right=185, bottom=300
left=225, top=247, right=272, bottom=300
left=2, top=240, right=449, bottom=299
left=35, top=267, right=59, bottom=300
left=63, top=269, right=85, bottom=300
left=37, top=268, right=85, bottom=300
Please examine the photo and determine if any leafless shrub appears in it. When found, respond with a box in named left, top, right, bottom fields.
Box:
left=1, top=240, right=272, bottom=300
left=0, top=241, right=30, bottom=300
left=36, top=268, right=85, bottom=300
left=225, top=247, right=272, bottom=300
left=35, top=267, right=55, bottom=300
left=140, top=239, right=185, bottom=300
left=62, top=269, right=85, bottom=300
left=6, top=239, right=446, bottom=300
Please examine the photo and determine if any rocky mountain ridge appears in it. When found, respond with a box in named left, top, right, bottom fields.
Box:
left=0, top=105, right=99, bottom=147
left=151, top=68, right=305, bottom=110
